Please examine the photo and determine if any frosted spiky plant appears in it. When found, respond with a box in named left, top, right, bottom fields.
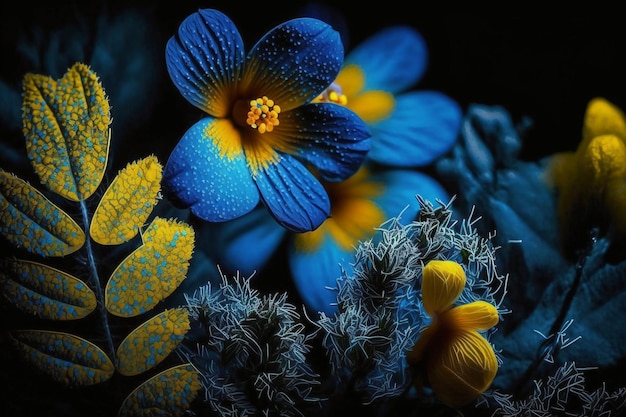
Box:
left=482, top=361, right=626, bottom=417
left=314, top=195, right=509, bottom=408
left=181, top=269, right=321, bottom=417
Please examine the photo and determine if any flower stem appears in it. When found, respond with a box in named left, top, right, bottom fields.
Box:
left=514, top=227, right=598, bottom=394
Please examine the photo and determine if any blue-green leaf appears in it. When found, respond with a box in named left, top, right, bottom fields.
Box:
left=0, top=259, right=96, bottom=320
left=21, top=62, right=111, bottom=201
left=0, top=169, right=86, bottom=256
left=118, top=363, right=202, bottom=417
left=9, top=330, right=115, bottom=387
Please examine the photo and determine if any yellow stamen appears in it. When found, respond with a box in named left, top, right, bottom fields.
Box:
left=246, top=96, right=280, bottom=134
left=314, top=82, right=348, bottom=105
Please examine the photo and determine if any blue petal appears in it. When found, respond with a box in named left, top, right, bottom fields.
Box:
left=254, top=154, right=330, bottom=232
left=289, top=234, right=352, bottom=315
left=344, top=26, right=428, bottom=93
left=163, top=118, right=260, bottom=222
left=166, top=9, right=245, bottom=116
left=201, top=207, right=286, bottom=276
left=296, top=3, right=350, bottom=48
left=370, top=169, right=450, bottom=220
left=286, top=103, right=371, bottom=181
left=246, top=18, right=344, bottom=110
left=368, top=91, right=462, bottom=167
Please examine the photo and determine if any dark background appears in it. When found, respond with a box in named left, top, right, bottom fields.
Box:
left=2, top=3, right=626, bottom=416
left=2, top=2, right=626, bottom=164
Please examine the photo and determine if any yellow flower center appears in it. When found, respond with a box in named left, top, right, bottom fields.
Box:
left=314, top=82, right=348, bottom=105
left=294, top=167, right=385, bottom=253
left=245, top=96, right=281, bottom=134
left=314, top=65, right=395, bottom=124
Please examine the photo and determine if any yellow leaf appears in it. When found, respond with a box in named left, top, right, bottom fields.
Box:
left=118, top=363, right=202, bottom=417
left=21, top=62, right=110, bottom=201
left=116, top=308, right=191, bottom=376
left=0, top=170, right=85, bottom=256
left=0, top=259, right=96, bottom=320
left=90, top=155, right=162, bottom=245
left=9, top=330, right=115, bottom=387
left=105, top=217, right=195, bottom=317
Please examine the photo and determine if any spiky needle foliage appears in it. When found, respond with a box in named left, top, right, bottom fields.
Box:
left=315, top=195, right=509, bottom=409
left=182, top=270, right=321, bottom=417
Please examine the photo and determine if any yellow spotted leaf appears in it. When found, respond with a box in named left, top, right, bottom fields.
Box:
left=9, top=330, right=115, bottom=387
left=0, top=259, right=96, bottom=320
left=115, top=308, right=190, bottom=376
left=0, top=170, right=86, bottom=256
left=105, top=217, right=195, bottom=317
left=90, top=155, right=163, bottom=245
left=21, top=62, right=111, bottom=201
left=118, top=363, right=202, bottom=417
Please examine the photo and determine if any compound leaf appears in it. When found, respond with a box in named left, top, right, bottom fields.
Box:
left=0, top=259, right=96, bottom=320
left=0, top=169, right=85, bottom=256
left=21, top=62, right=110, bottom=201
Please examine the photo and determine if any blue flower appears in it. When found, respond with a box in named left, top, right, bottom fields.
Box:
left=163, top=9, right=371, bottom=232
left=314, top=24, right=462, bottom=167
left=200, top=21, right=461, bottom=315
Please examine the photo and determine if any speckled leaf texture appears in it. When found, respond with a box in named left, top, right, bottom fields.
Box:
left=21, top=62, right=110, bottom=202
left=436, top=104, right=626, bottom=393
left=8, top=330, right=115, bottom=387
left=90, top=155, right=163, bottom=245
left=115, top=308, right=191, bottom=376
left=118, top=363, right=202, bottom=417
left=0, top=169, right=86, bottom=256
left=105, top=217, right=195, bottom=317
left=0, top=259, right=96, bottom=320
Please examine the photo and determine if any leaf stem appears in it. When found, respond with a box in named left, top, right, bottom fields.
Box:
left=80, top=199, right=116, bottom=361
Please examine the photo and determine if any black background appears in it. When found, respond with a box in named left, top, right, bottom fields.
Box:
left=2, top=2, right=626, bottom=162
left=2, top=3, right=626, bottom=416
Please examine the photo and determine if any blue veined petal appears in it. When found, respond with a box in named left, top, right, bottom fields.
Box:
left=166, top=9, right=245, bottom=117
left=370, top=169, right=450, bottom=221
left=285, top=103, right=371, bottom=181
left=163, top=118, right=259, bottom=222
left=289, top=233, right=352, bottom=315
left=254, top=153, right=330, bottom=232
left=204, top=207, right=287, bottom=276
left=368, top=91, right=462, bottom=167
left=344, top=26, right=428, bottom=94
left=245, top=18, right=344, bottom=111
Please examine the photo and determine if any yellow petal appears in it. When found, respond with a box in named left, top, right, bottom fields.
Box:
left=444, top=301, right=499, bottom=331
left=581, top=97, right=626, bottom=150
left=427, top=330, right=498, bottom=408
left=348, top=90, right=395, bottom=125
left=335, top=64, right=365, bottom=98
left=421, top=260, right=465, bottom=316
left=579, top=134, right=626, bottom=194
